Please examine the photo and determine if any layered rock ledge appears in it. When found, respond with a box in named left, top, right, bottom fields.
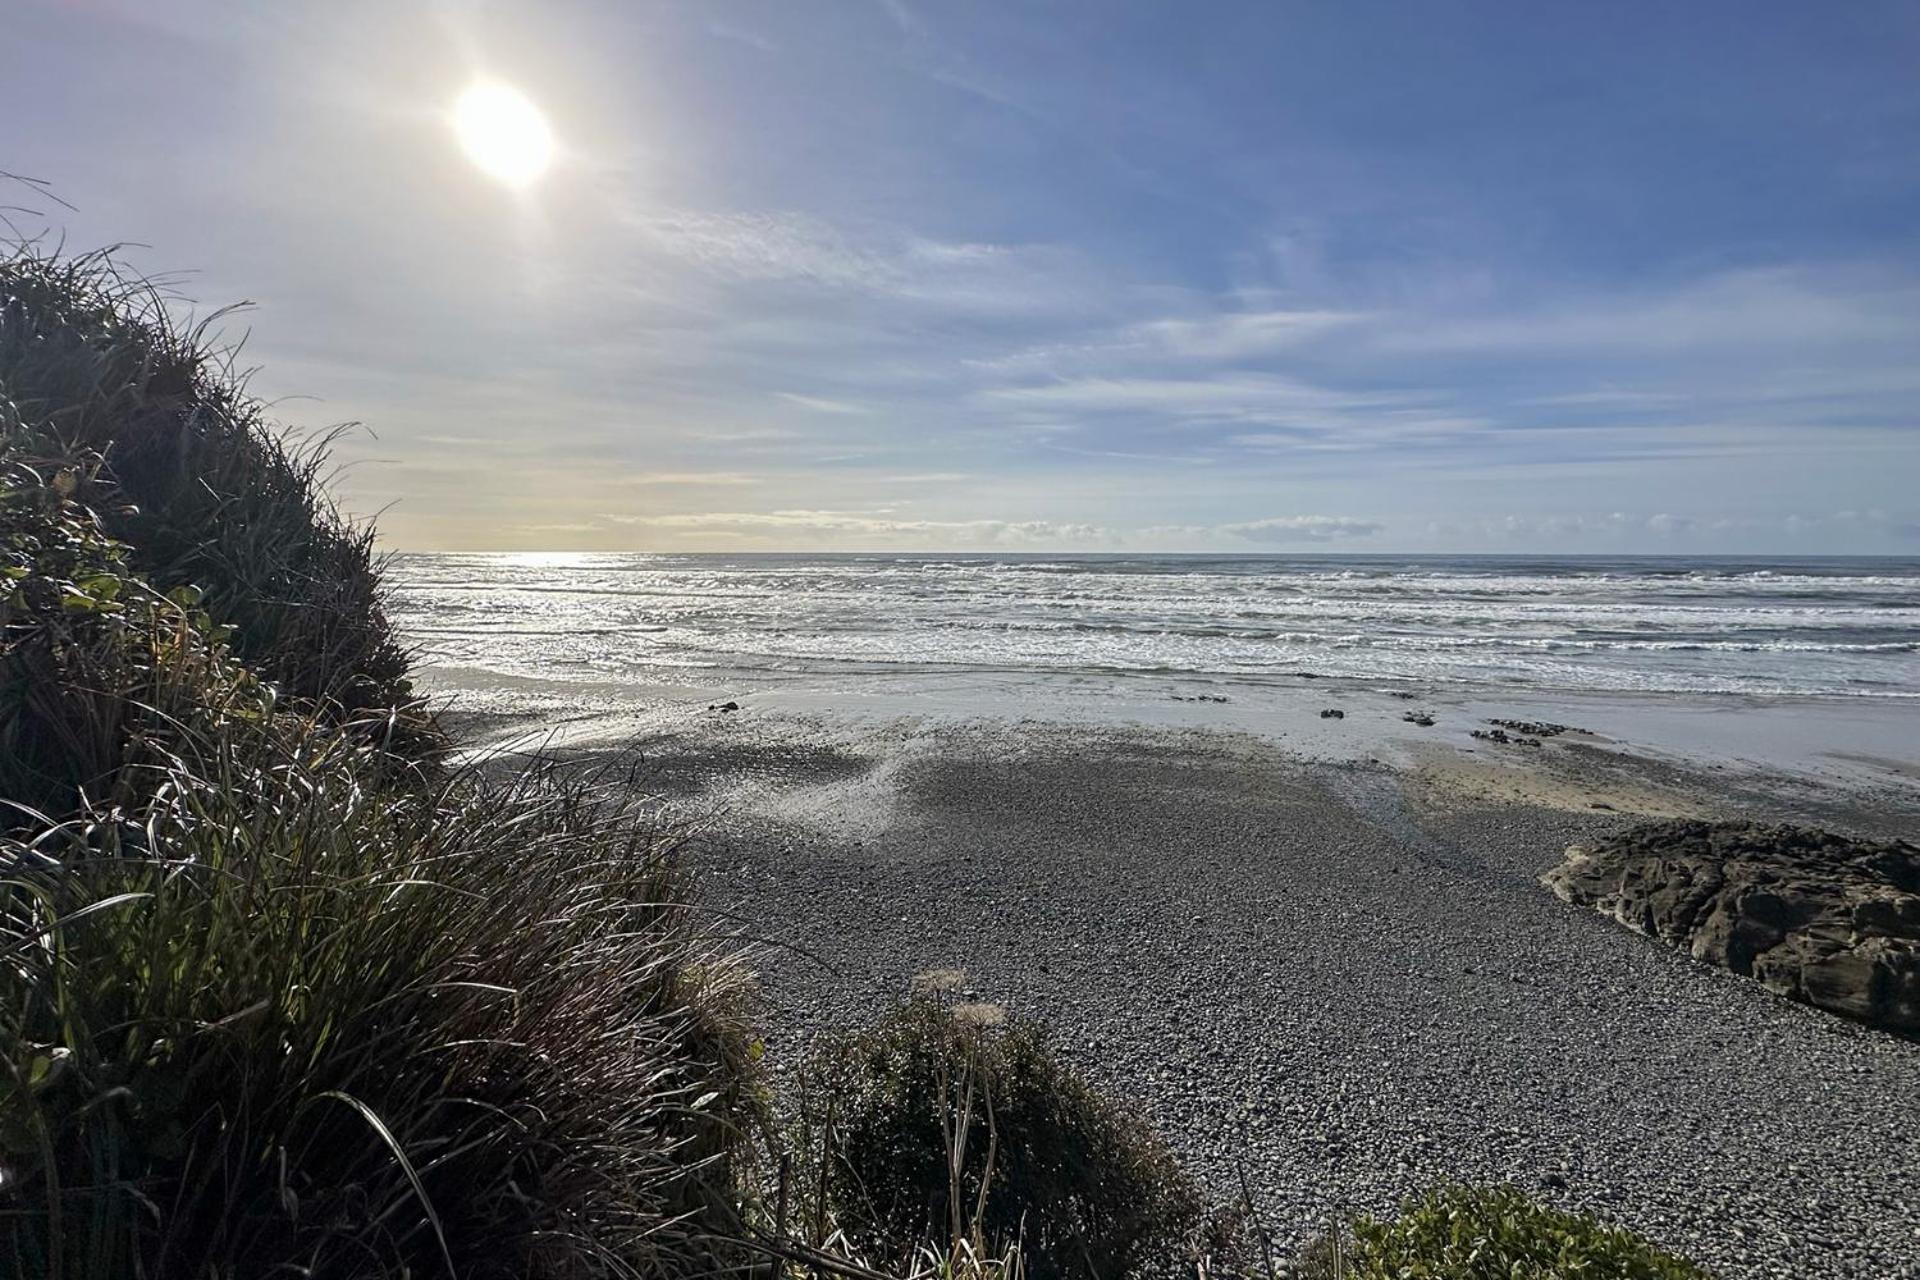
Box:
left=1544, top=819, right=1920, bottom=1034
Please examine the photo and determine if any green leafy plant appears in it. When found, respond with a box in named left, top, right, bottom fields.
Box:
left=0, top=445, right=272, bottom=817
left=1299, top=1184, right=1713, bottom=1279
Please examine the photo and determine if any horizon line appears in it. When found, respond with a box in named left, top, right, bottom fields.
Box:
left=382, top=547, right=1920, bottom=559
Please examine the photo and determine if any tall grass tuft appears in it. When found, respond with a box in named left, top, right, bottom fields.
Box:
left=0, top=713, right=759, bottom=1277
left=0, top=239, right=433, bottom=758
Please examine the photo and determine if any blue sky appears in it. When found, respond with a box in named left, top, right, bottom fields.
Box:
left=7, top=0, right=1919, bottom=552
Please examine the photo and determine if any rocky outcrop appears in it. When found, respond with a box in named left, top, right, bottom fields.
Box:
left=1488, top=718, right=1576, bottom=738
left=1472, top=727, right=1541, bottom=746
left=1544, top=820, right=1920, bottom=1034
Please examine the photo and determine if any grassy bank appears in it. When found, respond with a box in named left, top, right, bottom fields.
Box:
left=0, top=238, right=1713, bottom=1278
left=1, top=240, right=755, bottom=1275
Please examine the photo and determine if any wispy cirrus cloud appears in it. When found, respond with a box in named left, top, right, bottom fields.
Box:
left=981, top=373, right=1413, bottom=423
left=775, top=392, right=870, bottom=415
left=1371, top=266, right=1920, bottom=358
left=617, top=205, right=1107, bottom=319
left=1129, top=308, right=1365, bottom=360
left=625, top=208, right=898, bottom=289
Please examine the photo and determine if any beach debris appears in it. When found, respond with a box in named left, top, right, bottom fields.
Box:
left=1472, top=727, right=1541, bottom=747
left=910, top=967, right=969, bottom=996
left=1489, top=718, right=1576, bottom=738
left=1543, top=820, right=1920, bottom=1034
left=1401, top=711, right=1437, bottom=727
left=1319, top=708, right=1345, bottom=719
left=950, top=1001, right=1007, bottom=1027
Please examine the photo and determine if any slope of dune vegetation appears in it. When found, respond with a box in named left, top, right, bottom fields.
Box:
left=1, top=242, right=759, bottom=1277
left=0, top=237, right=1713, bottom=1279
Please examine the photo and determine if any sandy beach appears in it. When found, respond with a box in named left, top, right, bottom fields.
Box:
left=444, top=670, right=1920, bottom=1280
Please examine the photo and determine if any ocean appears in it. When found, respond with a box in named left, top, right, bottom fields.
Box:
left=388, top=553, right=1920, bottom=701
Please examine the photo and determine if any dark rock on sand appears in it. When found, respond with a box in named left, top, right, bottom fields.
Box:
left=1473, top=727, right=1541, bottom=747
left=1402, top=711, right=1436, bottom=727
left=1544, top=820, right=1920, bottom=1034
left=1490, top=718, right=1578, bottom=738
left=1319, top=708, right=1344, bottom=719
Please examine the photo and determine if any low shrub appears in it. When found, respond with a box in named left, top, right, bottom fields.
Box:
left=796, top=997, right=1211, bottom=1280
left=0, top=717, right=759, bottom=1278
left=1299, top=1184, right=1712, bottom=1279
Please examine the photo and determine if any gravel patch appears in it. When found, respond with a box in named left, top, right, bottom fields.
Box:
left=680, top=721, right=1920, bottom=1278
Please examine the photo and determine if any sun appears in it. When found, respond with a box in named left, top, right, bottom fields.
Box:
left=452, top=82, right=554, bottom=187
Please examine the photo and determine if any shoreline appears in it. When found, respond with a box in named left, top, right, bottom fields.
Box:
left=445, top=683, right=1920, bottom=1278
left=431, top=662, right=1920, bottom=823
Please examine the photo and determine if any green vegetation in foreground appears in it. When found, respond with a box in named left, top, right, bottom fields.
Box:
left=2, top=235, right=754, bottom=1276
left=0, top=241, right=433, bottom=767
left=1301, top=1185, right=1713, bottom=1280
left=0, top=232, right=1715, bottom=1278
left=0, top=709, right=756, bottom=1275
left=793, top=997, right=1216, bottom=1280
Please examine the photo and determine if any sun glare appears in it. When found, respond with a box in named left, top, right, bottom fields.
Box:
left=452, top=82, right=554, bottom=187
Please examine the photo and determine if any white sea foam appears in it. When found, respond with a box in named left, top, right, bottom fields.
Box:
left=389, top=553, right=1920, bottom=699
